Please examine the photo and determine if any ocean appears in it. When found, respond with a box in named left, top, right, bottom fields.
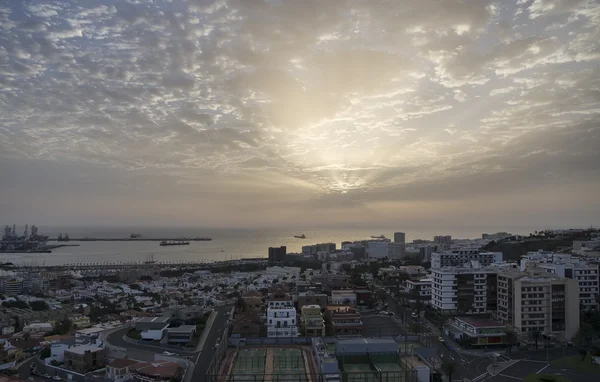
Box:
left=2, top=226, right=528, bottom=266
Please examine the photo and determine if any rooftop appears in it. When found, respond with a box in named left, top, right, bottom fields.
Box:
left=137, top=316, right=170, bottom=323
left=65, top=343, right=104, bottom=355
left=167, top=325, right=196, bottom=334
left=455, top=316, right=506, bottom=328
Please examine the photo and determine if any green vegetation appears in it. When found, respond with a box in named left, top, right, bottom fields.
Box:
left=551, top=354, right=600, bottom=374
left=484, top=237, right=575, bottom=261
left=524, top=374, right=569, bottom=382
left=126, top=329, right=142, bottom=340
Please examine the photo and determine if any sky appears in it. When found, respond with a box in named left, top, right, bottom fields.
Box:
left=0, top=0, right=599, bottom=230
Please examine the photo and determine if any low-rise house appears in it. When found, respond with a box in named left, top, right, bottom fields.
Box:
left=300, top=305, right=325, bottom=337
left=166, top=325, right=196, bottom=344
left=64, top=342, right=106, bottom=373
left=324, top=306, right=363, bottom=336
left=106, top=358, right=140, bottom=381
left=131, top=360, right=182, bottom=382
left=134, top=317, right=170, bottom=340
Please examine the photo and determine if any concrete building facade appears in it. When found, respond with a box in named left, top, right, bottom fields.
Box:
left=497, top=265, right=580, bottom=340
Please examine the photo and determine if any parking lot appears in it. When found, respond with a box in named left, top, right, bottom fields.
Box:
left=362, top=313, right=404, bottom=337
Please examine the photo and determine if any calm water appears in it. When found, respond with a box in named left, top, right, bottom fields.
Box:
left=3, top=226, right=528, bottom=265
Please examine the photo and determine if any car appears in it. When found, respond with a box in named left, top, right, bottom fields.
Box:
left=438, top=336, right=445, bottom=343
left=162, top=351, right=175, bottom=356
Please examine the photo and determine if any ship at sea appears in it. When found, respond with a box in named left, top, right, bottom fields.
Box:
left=159, top=240, right=190, bottom=246
left=294, top=234, right=306, bottom=239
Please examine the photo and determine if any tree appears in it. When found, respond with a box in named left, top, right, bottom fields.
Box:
left=505, top=331, right=518, bottom=356
left=441, top=361, right=457, bottom=382
left=531, top=330, right=541, bottom=350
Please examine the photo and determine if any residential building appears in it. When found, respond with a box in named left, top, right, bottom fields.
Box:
left=266, top=289, right=293, bottom=308
left=297, top=291, right=328, bottom=309
left=406, top=278, right=432, bottom=304
left=520, top=252, right=599, bottom=310
left=266, top=306, right=298, bottom=338
left=330, top=290, right=357, bottom=306
left=431, top=250, right=503, bottom=269
left=265, top=266, right=301, bottom=279
left=431, top=264, right=515, bottom=315
left=1, top=278, right=23, bottom=296
left=445, top=317, right=508, bottom=347
left=434, top=236, right=452, bottom=247
left=324, top=305, right=363, bottom=336
left=166, top=325, right=196, bottom=344
left=268, top=246, right=287, bottom=262
left=302, top=243, right=336, bottom=255
left=131, top=360, right=182, bottom=382
left=368, top=241, right=389, bottom=258
left=388, top=242, right=406, bottom=259
left=106, top=358, right=140, bottom=381
left=394, top=232, right=406, bottom=244
left=497, top=264, right=580, bottom=340
left=301, top=305, right=325, bottom=337
left=134, top=317, right=170, bottom=340
left=64, top=343, right=106, bottom=373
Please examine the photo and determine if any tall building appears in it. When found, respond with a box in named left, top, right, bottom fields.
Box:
left=431, top=263, right=516, bottom=315
left=394, top=232, right=406, bottom=244
left=431, top=250, right=503, bottom=269
left=520, top=252, right=599, bottom=310
left=268, top=246, right=286, bottom=262
left=497, top=264, right=580, bottom=340
left=367, top=241, right=389, bottom=258
left=434, top=235, right=452, bottom=246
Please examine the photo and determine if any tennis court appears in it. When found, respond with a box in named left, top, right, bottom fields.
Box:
left=231, top=348, right=267, bottom=382
left=272, top=348, right=307, bottom=382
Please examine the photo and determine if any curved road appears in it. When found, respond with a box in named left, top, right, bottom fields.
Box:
left=105, top=305, right=231, bottom=382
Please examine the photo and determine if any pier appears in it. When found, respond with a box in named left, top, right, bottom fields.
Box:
left=48, top=237, right=212, bottom=242
left=3, top=258, right=267, bottom=272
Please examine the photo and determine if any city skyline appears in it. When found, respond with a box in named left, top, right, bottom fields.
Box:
left=1, top=0, right=599, bottom=228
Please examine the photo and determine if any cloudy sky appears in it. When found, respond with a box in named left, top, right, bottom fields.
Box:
left=0, top=0, right=599, bottom=229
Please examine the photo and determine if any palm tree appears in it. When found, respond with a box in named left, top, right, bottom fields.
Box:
left=441, top=361, right=457, bottom=382
left=505, top=330, right=518, bottom=355
left=531, top=330, right=541, bottom=350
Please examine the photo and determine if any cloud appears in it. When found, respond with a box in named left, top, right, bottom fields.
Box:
left=0, top=0, right=599, bottom=227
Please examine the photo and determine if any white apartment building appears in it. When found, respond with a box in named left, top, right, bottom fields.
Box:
left=431, top=263, right=517, bottom=315
left=431, top=250, right=503, bottom=269
left=497, top=264, right=580, bottom=340
left=520, top=252, right=599, bottom=310
left=406, top=278, right=432, bottom=304
left=330, top=290, right=357, bottom=306
left=266, top=306, right=298, bottom=338
left=368, top=241, right=389, bottom=258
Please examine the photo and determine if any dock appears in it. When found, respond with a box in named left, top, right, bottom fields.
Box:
left=48, top=237, right=212, bottom=242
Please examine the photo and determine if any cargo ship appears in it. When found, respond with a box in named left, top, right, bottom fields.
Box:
left=159, top=240, right=190, bottom=246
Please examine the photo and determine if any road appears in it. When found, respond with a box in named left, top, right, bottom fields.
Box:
left=191, top=305, right=231, bottom=382
left=105, top=305, right=231, bottom=382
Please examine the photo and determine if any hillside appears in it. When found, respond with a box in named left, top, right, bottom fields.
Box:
left=483, top=237, right=575, bottom=261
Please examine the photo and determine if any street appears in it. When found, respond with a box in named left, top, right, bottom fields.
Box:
left=104, top=305, right=231, bottom=382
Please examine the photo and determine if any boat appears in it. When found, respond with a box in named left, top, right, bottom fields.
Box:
left=159, top=240, right=190, bottom=246
left=294, top=234, right=306, bottom=239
